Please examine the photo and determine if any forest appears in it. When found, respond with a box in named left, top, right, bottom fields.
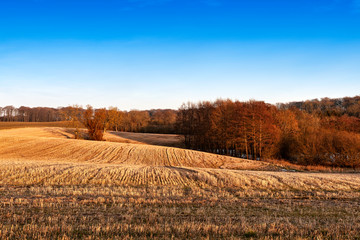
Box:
left=176, top=99, right=360, bottom=168
left=1, top=95, right=359, bottom=168
left=0, top=106, right=177, bottom=134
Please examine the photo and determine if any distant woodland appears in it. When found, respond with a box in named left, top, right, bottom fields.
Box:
left=0, top=106, right=177, bottom=134
left=1, top=95, right=360, bottom=168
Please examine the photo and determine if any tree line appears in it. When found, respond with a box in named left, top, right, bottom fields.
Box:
left=62, top=106, right=177, bottom=135
left=0, top=105, right=177, bottom=134
left=2, top=95, right=360, bottom=168
left=60, top=105, right=176, bottom=141
left=278, top=96, right=360, bottom=118
left=176, top=98, right=360, bottom=168
left=0, top=106, right=63, bottom=122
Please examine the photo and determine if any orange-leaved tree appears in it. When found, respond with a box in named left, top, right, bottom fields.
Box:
left=83, top=106, right=107, bottom=141
left=62, top=105, right=84, bottom=139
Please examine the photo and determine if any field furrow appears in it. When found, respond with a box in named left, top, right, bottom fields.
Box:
left=0, top=127, right=277, bottom=170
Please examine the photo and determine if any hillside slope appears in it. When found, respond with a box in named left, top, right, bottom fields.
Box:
left=1, top=158, right=360, bottom=192
left=1, top=127, right=360, bottom=195
left=0, top=127, right=277, bottom=170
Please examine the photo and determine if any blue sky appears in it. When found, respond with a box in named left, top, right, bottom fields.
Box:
left=0, top=0, right=359, bottom=110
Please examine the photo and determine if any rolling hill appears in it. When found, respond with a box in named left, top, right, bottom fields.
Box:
left=1, top=127, right=360, bottom=239
left=0, top=127, right=277, bottom=170
left=0, top=127, right=359, bottom=191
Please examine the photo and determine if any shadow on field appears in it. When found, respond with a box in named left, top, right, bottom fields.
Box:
left=108, top=131, right=185, bottom=148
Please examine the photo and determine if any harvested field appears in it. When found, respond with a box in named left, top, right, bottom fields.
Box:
left=1, top=159, right=360, bottom=192
left=0, top=122, right=183, bottom=146
left=1, top=127, right=360, bottom=239
left=0, top=127, right=277, bottom=170
left=108, top=131, right=184, bottom=147
left=0, top=121, right=69, bottom=130
left=1, top=158, right=360, bottom=239
left=2, top=184, right=360, bottom=239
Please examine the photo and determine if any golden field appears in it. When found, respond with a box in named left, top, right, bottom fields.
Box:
left=1, top=126, right=360, bottom=239
left=0, top=121, right=69, bottom=130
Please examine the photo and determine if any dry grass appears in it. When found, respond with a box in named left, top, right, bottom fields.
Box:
left=0, top=121, right=183, bottom=147
left=1, top=127, right=360, bottom=239
left=1, top=159, right=360, bottom=193
left=0, top=127, right=277, bottom=170
left=108, top=131, right=185, bottom=147
left=1, top=185, right=360, bottom=240
left=264, top=159, right=357, bottom=173
left=0, top=121, right=69, bottom=130
left=0, top=186, right=358, bottom=239
left=1, top=159, right=360, bottom=239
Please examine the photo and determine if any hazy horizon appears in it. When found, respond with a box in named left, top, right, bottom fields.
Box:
left=1, top=93, right=360, bottom=112
left=1, top=0, right=360, bottom=110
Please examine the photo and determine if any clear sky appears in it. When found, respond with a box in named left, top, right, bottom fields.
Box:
left=0, top=0, right=359, bottom=110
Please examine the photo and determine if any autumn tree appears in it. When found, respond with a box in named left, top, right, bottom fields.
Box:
left=176, top=102, right=198, bottom=148
left=107, top=107, right=119, bottom=131
left=176, top=99, right=280, bottom=160
left=275, top=109, right=300, bottom=161
left=62, top=105, right=84, bottom=139
left=2, top=106, right=16, bottom=122
left=83, top=106, right=107, bottom=141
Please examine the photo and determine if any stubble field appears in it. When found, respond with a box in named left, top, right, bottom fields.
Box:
left=0, top=126, right=360, bottom=239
